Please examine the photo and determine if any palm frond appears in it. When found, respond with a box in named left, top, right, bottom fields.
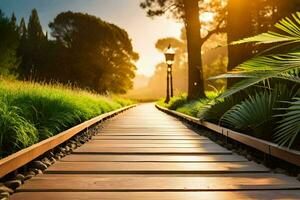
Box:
left=232, top=12, right=300, bottom=46
left=210, top=53, right=300, bottom=98
left=274, top=97, right=300, bottom=148
left=220, top=91, right=275, bottom=136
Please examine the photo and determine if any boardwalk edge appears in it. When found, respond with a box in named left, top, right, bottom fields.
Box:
left=155, top=104, right=300, bottom=167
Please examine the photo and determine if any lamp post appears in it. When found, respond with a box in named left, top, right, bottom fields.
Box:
left=164, top=44, right=175, bottom=103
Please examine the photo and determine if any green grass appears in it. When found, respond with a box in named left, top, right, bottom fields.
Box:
left=0, top=79, right=133, bottom=158
left=158, top=92, right=218, bottom=117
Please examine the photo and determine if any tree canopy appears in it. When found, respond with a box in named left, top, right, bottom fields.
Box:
left=48, top=12, right=138, bottom=93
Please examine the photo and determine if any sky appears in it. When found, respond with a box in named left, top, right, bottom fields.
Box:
left=0, top=0, right=182, bottom=76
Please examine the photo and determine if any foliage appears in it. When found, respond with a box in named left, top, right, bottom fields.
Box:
left=0, top=10, right=19, bottom=76
left=198, top=96, right=240, bottom=123
left=212, top=12, right=300, bottom=98
left=48, top=12, right=138, bottom=94
left=226, top=0, right=300, bottom=87
left=159, top=92, right=218, bottom=117
left=218, top=86, right=297, bottom=139
left=166, top=94, right=188, bottom=110
left=18, top=9, right=47, bottom=79
left=0, top=100, right=38, bottom=155
left=176, top=98, right=211, bottom=117
left=0, top=79, right=132, bottom=158
left=274, top=97, right=300, bottom=148
left=209, top=12, right=300, bottom=148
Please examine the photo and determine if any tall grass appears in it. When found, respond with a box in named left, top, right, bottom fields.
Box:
left=0, top=79, right=133, bottom=158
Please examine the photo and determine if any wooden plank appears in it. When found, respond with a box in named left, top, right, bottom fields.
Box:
left=74, top=147, right=231, bottom=154
left=78, top=143, right=219, bottom=148
left=93, top=135, right=206, bottom=140
left=102, top=126, right=189, bottom=129
left=99, top=130, right=197, bottom=136
left=100, top=133, right=198, bottom=136
left=45, top=162, right=268, bottom=174
left=87, top=139, right=212, bottom=144
left=60, top=154, right=247, bottom=162
left=10, top=191, right=300, bottom=200
left=0, top=105, right=135, bottom=178
left=16, top=174, right=300, bottom=192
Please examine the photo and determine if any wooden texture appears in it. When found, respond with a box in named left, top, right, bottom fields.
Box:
left=11, top=191, right=300, bottom=200
left=45, top=161, right=268, bottom=174
left=17, top=174, right=300, bottom=191
left=74, top=147, right=231, bottom=154
left=60, top=154, right=247, bottom=162
left=11, top=104, right=300, bottom=200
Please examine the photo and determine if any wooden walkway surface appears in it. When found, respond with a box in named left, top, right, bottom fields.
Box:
left=11, top=104, right=300, bottom=199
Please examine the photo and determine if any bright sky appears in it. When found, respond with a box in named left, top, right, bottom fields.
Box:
left=0, top=0, right=182, bottom=76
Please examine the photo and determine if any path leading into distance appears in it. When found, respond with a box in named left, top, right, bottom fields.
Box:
left=11, top=104, right=300, bottom=199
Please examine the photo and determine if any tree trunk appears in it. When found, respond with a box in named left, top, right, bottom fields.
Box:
left=227, top=0, right=253, bottom=87
left=183, top=0, right=205, bottom=100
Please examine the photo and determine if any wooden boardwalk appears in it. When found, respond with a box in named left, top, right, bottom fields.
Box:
left=11, top=104, right=300, bottom=199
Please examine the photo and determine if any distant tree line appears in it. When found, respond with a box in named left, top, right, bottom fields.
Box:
left=0, top=9, right=138, bottom=94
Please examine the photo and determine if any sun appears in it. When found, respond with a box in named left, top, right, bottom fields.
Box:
left=200, top=12, right=215, bottom=23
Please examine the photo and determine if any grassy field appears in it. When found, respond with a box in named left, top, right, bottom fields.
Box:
left=0, top=79, right=133, bottom=158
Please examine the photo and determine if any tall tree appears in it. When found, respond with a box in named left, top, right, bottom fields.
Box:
left=49, top=12, right=138, bottom=93
left=27, top=9, right=44, bottom=42
left=18, top=17, right=27, bottom=38
left=140, top=0, right=226, bottom=99
left=184, top=0, right=205, bottom=99
left=10, top=13, right=17, bottom=30
left=19, top=9, right=45, bottom=79
left=0, top=10, right=19, bottom=76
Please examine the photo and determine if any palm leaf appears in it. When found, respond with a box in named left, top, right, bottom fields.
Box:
left=274, top=97, right=300, bottom=148
left=210, top=53, right=300, bottom=98
left=220, top=91, right=276, bottom=135
left=232, top=12, right=300, bottom=46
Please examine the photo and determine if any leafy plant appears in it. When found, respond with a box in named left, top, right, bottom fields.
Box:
left=210, top=12, right=300, bottom=98
left=198, top=96, right=242, bottom=123
left=220, top=91, right=276, bottom=138
left=274, top=97, right=300, bottom=148
left=208, top=12, right=300, bottom=148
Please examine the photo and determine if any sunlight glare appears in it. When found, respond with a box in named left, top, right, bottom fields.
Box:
left=200, top=12, right=215, bottom=23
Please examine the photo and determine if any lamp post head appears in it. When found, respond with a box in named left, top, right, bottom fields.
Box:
left=164, top=44, right=175, bottom=66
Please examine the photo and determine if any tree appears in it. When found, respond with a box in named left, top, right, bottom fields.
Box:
left=18, top=9, right=46, bottom=79
left=140, top=0, right=226, bottom=99
left=0, top=10, right=19, bottom=76
left=10, top=13, right=17, bottom=30
left=19, top=17, right=27, bottom=38
left=49, top=12, right=138, bottom=93
left=27, top=9, right=44, bottom=42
